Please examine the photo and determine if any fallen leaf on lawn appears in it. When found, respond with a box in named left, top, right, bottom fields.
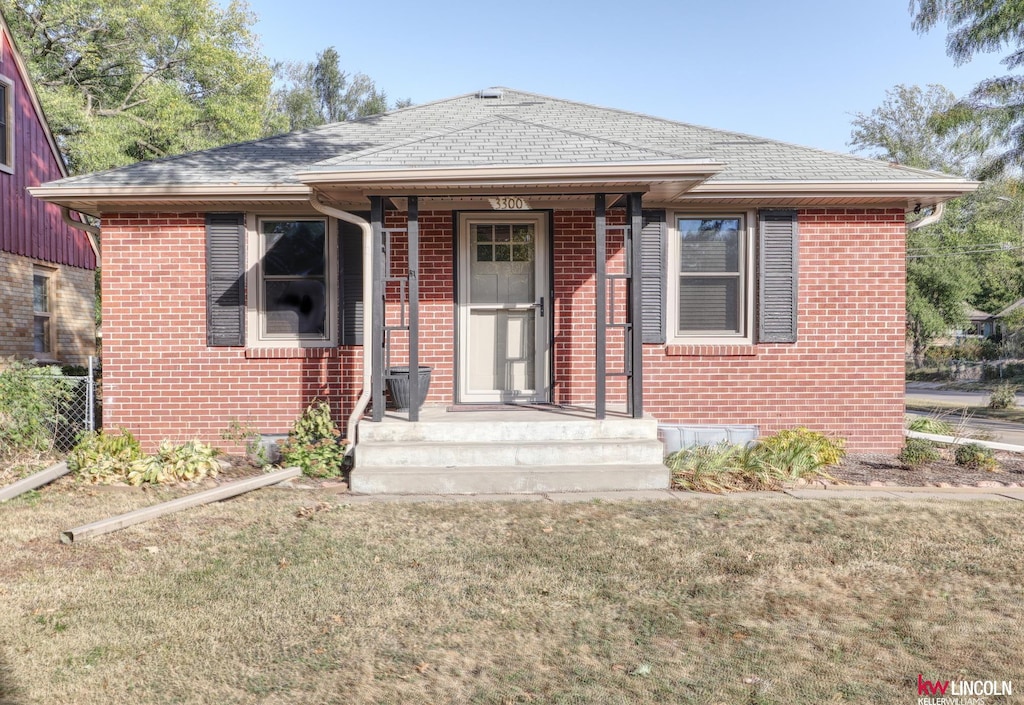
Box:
left=329, top=614, right=344, bottom=624
left=416, top=662, right=430, bottom=674
left=278, top=558, right=290, bottom=569
left=542, top=527, right=554, bottom=533
left=144, top=546, right=159, bottom=554
left=628, top=664, right=651, bottom=677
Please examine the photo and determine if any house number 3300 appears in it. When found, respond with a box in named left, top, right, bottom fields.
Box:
left=489, top=197, right=531, bottom=210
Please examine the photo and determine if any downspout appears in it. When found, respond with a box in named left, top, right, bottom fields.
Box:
left=907, top=201, right=945, bottom=231
left=309, top=194, right=373, bottom=455
left=61, top=207, right=101, bottom=261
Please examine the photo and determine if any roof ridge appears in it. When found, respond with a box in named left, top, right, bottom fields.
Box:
left=490, top=87, right=969, bottom=181
left=314, top=116, right=507, bottom=166
left=487, top=114, right=699, bottom=161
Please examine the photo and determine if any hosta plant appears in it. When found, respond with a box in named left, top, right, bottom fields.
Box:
left=68, top=430, right=145, bottom=484
left=278, top=401, right=347, bottom=478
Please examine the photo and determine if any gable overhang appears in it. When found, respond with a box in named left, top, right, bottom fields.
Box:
left=295, top=161, right=725, bottom=202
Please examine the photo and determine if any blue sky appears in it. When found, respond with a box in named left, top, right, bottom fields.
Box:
left=244, top=0, right=1009, bottom=155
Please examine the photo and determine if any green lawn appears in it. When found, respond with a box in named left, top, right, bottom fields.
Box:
left=2, top=485, right=1024, bottom=703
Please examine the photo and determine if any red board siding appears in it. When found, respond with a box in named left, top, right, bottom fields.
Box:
left=100, top=207, right=905, bottom=454
left=0, top=30, right=95, bottom=270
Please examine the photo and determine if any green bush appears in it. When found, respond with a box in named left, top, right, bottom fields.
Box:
left=278, top=401, right=347, bottom=478
left=954, top=443, right=998, bottom=472
left=988, top=382, right=1018, bottom=409
left=0, top=359, right=74, bottom=458
left=898, top=438, right=940, bottom=469
left=127, top=440, right=220, bottom=485
left=666, top=428, right=844, bottom=493
left=667, top=443, right=748, bottom=493
left=68, top=429, right=145, bottom=483
left=750, top=427, right=846, bottom=470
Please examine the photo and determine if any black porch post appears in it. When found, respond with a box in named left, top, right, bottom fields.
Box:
left=407, top=196, right=420, bottom=422
left=627, top=193, right=644, bottom=418
left=594, top=194, right=607, bottom=420
left=370, top=196, right=385, bottom=422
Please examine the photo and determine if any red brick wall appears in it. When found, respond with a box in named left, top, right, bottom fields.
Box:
left=643, top=208, right=907, bottom=452
left=101, top=207, right=905, bottom=453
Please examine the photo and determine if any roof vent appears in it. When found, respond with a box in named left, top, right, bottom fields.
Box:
left=477, top=88, right=503, bottom=99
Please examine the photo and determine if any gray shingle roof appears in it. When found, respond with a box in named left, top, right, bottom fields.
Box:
left=46, top=87, right=966, bottom=189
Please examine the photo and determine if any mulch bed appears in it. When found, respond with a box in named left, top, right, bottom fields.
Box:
left=830, top=451, right=1024, bottom=488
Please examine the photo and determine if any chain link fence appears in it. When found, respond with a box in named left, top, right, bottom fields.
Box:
left=0, top=357, right=99, bottom=459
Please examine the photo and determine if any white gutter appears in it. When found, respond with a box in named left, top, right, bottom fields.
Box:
left=61, top=207, right=101, bottom=261
left=309, top=194, right=373, bottom=455
left=907, top=201, right=945, bottom=230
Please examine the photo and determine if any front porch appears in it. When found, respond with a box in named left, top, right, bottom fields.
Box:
left=353, top=405, right=668, bottom=494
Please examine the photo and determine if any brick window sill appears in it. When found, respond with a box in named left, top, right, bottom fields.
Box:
left=664, top=344, right=759, bottom=357
left=244, top=347, right=341, bottom=359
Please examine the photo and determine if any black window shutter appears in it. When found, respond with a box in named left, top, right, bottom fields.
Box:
left=758, top=209, right=799, bottom=343
left=640, top=210, right=667, bottom=344
left=206, top=213, right=246, bottom=347
left=339, top=215, right=366, bottom=346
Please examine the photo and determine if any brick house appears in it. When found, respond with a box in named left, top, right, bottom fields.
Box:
left=0, top=11, right=96, bottom=366
left=32, top=88, right=975, bottom=492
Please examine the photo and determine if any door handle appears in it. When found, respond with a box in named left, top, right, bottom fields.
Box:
left=535, top=297, right=545, bottom=317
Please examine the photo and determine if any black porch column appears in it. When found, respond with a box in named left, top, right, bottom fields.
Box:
left=370, top=196, right=385, bottom=422
left=627, top=192, right=644, bottom=418
left=594, top=194, right=607, bottom=420
left=407, top=196, right=420, bottom=422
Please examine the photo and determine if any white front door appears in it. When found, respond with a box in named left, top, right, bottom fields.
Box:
left=458, top=212, right=549, bottom=403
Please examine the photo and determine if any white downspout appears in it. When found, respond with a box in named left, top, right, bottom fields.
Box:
left=309, top=194, right=373, bottom=455
left=61, top=207, right=101, bottom=261
left=908, top=201, right=945, bottom=231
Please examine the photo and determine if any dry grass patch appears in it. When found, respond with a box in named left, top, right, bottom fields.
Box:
left=1, top=486, right=1024, bottom=703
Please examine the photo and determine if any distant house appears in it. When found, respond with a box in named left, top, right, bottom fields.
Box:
left=966, top=306, right=997, bottom=339
left=0, top=10, right=96, bottom=365
left=31, top=87, right=978, bottom=493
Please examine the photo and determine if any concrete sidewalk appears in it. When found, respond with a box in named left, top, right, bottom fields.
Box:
left=336, top=486, right=1024, bottom=503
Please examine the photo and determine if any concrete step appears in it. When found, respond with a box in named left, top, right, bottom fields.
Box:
left=356, top=438, right=665, bottom=468
left=358, top=417, right=659, bottom=443
left=350, top=464, right=671, bottom=495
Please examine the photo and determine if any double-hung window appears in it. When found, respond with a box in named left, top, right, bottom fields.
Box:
left=668, top=213, right=754, bottom=343
left=0, top=75, right=13, bottom=172
left=33, top=268, right=55, bottom=358
left=247, top=217, right=337, bottom=347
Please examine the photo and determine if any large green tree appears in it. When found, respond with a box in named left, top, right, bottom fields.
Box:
left=851, top=82, right=1024, bottom=364
left=271, top=47, right=407, bottom=132
left=910, top=0, right=1024, bottom=177
left=1, top=0, right=277, bottom=173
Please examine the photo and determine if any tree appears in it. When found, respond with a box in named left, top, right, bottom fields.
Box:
left=849, top=84, right=982, bottom=174
left=910, top=0, right=1024, bottom=177
left=1, top=0, right=277, bottom=173
left=271, top=46, right=403, bottom=132
left=851, top=82, right=1024, bottom=363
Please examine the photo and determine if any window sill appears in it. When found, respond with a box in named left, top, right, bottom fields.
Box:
left=244, top=347, right=341, bottom=359
left=664, top=344, right=758, bottom=357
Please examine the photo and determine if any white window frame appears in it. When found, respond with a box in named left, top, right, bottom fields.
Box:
left=666, top=210, right=756, bottom=345
left=32, top=266, right=57, bottom=360
left=0, top=73, right=13, bottom=174
left=245, top=214, right=337, bottom=348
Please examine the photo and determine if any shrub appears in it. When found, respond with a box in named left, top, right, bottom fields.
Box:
left=68, top=430, right=145, bottom=483
left=278, top=401, right=347, bottom=478
left=898, top=438, right=940, bottom=469
left=0, top=359, right=74, bottom=459
left=666, top=428, right=845, bottom=493
left=988, top=382, right=1018, bottom=409
left=750, top=427, right=845, bottom=470
left=954, top=443, right=998, bottom=472
left=127, top=440, right=220, bottom=485
left=221, top=419, right=271, bottom=468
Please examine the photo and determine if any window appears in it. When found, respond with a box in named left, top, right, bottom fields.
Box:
left=33, top=268, right=55, bottom=358
left=247, top=217, right=337, bottom=346
left=0, top=75, right=12, bottom=172
left=668, top=213, right=754, bottom=343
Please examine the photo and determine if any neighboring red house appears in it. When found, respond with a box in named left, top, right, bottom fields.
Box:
left=32, top=88, right=976, bottom=493
left=0, top=11, right=96, bottom=365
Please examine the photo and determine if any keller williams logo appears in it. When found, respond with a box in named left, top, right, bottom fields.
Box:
left=917, top=673, right=1013, bottom=701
